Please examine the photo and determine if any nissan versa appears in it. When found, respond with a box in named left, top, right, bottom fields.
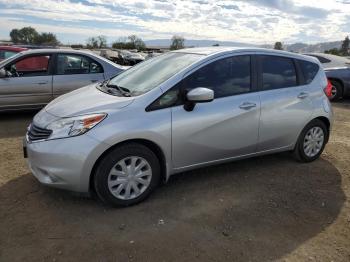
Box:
left=24, top=47, right=333, bottom=206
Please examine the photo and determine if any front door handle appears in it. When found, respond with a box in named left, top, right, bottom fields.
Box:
left=36, top=81, right=48, bottom=85
left=297, top=92, right=309, bottom=99
left=91, top=79, right=98, bottom=83
left=239, top=102, right=257, bottom=110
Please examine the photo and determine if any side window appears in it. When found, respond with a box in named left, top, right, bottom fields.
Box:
left=299, top=60, right=319, bottom=84
left=56, top=54, right=103, bottom=75
left=146, top=82, right=182, bottom=111
left=310, top=55, right=331, bottom=64
left=6, top=55, right=51, bottom=77
left=184, top=55, right=251, bottom=98
left=4, top=51, right=18, bottom=59
left=260, top=55, right=297, bottom=90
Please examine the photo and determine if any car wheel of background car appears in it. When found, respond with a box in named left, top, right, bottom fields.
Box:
left=293, top=119, right=328, bottom=163
left=329, top=80, right=343, bottom=101
left=94, top=143, right=161, bottom=207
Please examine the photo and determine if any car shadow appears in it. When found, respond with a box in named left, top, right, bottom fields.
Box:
left=0, top=153, right=345, bottom=261
left=0, top=110, right=37, bottom=139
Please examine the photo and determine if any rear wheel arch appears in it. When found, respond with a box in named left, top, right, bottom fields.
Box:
left=89, top=139, right=167, bottom=193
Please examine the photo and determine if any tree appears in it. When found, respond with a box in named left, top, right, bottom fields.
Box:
left=9, top=27, right=59, bottom=46
left=86, top=35, right=107, bottom=49
left=274, top=42, right=283, bottom=50
left=10, top=27, right=39, bottom=44
left=325, top=48, right=340, bottom=56
left=35, top=32, right=60, bottom=46
left=170, top=35, right=185, bottom=50
left=112, top=35, right=146, bottom=51
left=340, top=36, right=349, bottom=56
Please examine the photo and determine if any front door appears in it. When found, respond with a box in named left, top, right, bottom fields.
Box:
left=0, top=54, right=53, bottom=110
left=171, top=55, right=261, bottom=169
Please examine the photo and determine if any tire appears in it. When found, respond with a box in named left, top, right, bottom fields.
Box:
left=293, top=119, right=328, bottom=162
left=329, top=80, right=343, bottom=102
left=94, top=143, right=161, bottom=207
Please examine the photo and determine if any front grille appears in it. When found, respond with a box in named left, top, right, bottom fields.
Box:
left=27, top=124, right=52, bottom=142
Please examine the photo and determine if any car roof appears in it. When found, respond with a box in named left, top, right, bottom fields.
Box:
left=173, top=46, right=317, bottom=62
left=305, top=52, right=350, bottom=69
left=18, top=48, right=96, bottom=55
left=0, top=46, right=28, bottom=52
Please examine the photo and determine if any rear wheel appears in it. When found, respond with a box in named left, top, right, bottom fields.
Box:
left=94, top=143, right=160, bottom=207
left=329, top=80, right=343, bottom=101
left=293, top=119, right=328, bottom=162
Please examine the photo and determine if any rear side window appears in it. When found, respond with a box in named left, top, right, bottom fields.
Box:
left=309, top=55, right=331, bottom=64
left=56, top=54, right=103, bottom=75
left=260, top=55, right=297, bottom=90
left=299, top=60, right=319, bottom=84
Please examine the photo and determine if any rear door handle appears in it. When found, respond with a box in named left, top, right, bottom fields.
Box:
left=239, top=102, right=257, bottom=110
left=297, top=92, right=309, bottom=99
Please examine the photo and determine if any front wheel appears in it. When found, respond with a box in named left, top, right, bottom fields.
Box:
left=94, top=143, right=160, bottom=207
left=293, top=119, right=328, bottom=162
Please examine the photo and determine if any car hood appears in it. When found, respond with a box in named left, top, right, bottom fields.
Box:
left=44, top=84, right=134, bottom=118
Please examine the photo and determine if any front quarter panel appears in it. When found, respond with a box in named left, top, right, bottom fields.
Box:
left=87, top=100, right=173, bottom=178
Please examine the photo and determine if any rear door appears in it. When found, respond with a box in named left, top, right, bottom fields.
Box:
left=0, top=54, right=53, bottom=109
left=52, top=53, right=105, bottom=97
left=257, top=55, right=313, bottom=152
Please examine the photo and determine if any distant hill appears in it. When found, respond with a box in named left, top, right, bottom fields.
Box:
left=145, top=39, right=343, bottom=53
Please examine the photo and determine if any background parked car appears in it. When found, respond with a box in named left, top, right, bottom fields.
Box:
left=0, top=49, right=127, bottom=111
left=119, top=50, right=145, bottom=65
left=305, top=53, right=350, bottom=101
left=0, top=46, right=28, bottom=62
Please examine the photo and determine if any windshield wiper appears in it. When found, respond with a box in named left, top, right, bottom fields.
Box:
left=99, top=80, right=131, bottom=97
left=106, top=84, right=132, bottom=97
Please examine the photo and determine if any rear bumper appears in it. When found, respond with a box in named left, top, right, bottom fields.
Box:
left=25, top=134, right=109, bottom=193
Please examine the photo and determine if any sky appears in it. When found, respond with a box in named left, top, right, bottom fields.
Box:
left=0, top=0, right=349, bottom=45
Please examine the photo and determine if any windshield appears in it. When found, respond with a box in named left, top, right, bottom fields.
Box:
left=107, top=52, right=203, bottom=96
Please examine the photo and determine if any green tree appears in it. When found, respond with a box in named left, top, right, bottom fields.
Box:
left=274, top=42, right=283, bottom=50
left=9, top=27, right=59, bottom=46
left=10, top=27, right=39, bottom=44
left=86, top=35, right=107, bottom=49
left=325, top=48, right=340, bottom=55
left=340, top=36, right=349, bottom=56
left=112, top=35, right=146, bottom=51
left=170, top=35, right=185, bottom=50
left=35, top=32, right=60, bottom=46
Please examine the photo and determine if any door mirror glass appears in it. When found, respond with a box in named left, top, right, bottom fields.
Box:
left=186, top=87, right=214, bottom=103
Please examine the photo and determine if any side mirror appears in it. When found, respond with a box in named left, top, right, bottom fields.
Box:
left=184, top=87, right=214, bottom=111
left=0, top=68, right=7, bottom=78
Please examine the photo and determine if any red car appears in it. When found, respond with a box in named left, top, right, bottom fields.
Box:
left=0, top=46, right=28, bottom=62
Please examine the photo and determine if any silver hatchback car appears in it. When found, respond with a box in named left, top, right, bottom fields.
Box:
left=24, top=47, right=333, bottom=206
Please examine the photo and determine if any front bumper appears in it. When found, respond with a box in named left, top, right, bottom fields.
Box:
left=24, top=134, right=109, bottom=193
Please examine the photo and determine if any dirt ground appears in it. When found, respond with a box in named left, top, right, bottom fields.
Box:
left=0, top=100, right=350, bottom=262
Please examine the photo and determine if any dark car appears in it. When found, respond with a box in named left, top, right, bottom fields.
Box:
left=305, top=53, right=350, bottom=101
left=0, top=46, right=28, bottom=62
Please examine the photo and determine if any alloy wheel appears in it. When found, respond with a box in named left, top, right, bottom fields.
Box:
left=303, top=127, right=324, bottom=158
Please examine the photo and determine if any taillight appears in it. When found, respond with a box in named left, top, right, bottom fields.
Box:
left=324, top=80, right=332, bottom=98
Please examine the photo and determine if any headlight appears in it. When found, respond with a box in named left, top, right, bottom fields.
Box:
left=46, top=113, right=107, bottom=140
